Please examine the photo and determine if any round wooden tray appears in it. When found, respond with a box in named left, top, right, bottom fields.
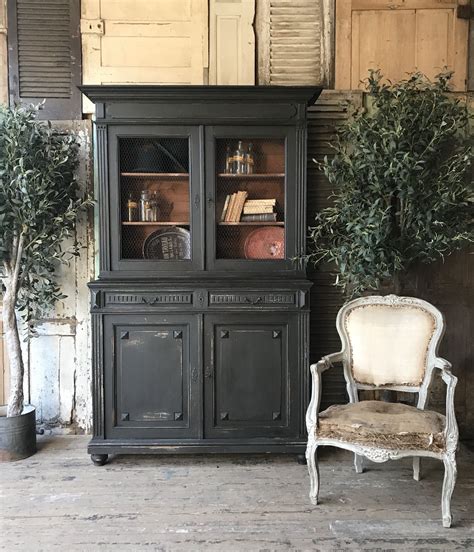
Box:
left=244, top=226, right=285, bottom=259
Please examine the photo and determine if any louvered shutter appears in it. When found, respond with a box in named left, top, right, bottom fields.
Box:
left=8, top=0, right=81, bottom=119
left=256, top=0, right=327, bottom=85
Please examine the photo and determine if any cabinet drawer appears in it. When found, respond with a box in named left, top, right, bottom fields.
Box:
left=104, top=291, right=193, bottom=307
left=209, top=290, right=298, bottom=308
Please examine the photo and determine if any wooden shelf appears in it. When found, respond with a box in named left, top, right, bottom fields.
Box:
left=122, top=221, right=190, bottom=226
left=217, top=173, right=284, bottom=179
left=121, top=172, right=189, bottom=178
left=218, top=222, right=285, bottom=226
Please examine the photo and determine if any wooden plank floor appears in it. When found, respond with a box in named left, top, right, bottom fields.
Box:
left=1, top=436, right=473, bottom=551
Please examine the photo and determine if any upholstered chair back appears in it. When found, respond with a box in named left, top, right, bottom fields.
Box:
left=337, top=296, right=443, bottom=389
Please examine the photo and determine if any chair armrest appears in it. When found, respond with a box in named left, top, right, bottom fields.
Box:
left=312, top=351, right=344, bottom=374
left=434, top=358, right=459, bottom=453
left=306, top=352, right=343, bottom=433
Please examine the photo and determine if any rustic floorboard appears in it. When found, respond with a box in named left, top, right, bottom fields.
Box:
left=1, top=435, right=473, bottom=551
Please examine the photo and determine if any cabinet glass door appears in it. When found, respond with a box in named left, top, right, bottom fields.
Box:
left=206, top=126, right=298, bottom=272
left=109, top=126, right=203, bottom=273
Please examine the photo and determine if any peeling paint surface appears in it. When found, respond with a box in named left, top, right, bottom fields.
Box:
left=23, top=120, right=95, bottom=432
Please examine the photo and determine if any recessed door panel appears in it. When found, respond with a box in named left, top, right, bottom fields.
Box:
left=204, top=313, right=299, bottom=439
left=104, top=314, right=200, bottom=439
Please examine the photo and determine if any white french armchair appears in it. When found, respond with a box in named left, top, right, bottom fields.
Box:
left=306, top=295, right=458, bottom=527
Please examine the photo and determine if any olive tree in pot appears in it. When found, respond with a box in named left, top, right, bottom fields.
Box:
left=305, top=71, right=473, bottom=298
left=0, top=104, right=91, bottom=461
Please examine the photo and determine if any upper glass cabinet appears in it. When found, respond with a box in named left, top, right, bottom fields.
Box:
left=215, top=137, right=286, bottom=260
left=206, top=126, right=298, bottom=272
left=108, top=126, right=203, bottom=273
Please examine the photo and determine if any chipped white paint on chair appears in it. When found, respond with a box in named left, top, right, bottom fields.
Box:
left=305, top=295, right=459, bottom=528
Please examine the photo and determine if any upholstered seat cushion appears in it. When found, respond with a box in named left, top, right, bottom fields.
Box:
left=317, top=400, right=445, bottom=452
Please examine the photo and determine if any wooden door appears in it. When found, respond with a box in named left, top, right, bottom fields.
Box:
left=204, top=313, right=299, bottom=439
left=81, top=0, right=209, bottom=112
left=104, top=314, right=200, bottom=439
left=335, top=0, right=469, bottom=91
left=209, top=0, right=255, bottom=85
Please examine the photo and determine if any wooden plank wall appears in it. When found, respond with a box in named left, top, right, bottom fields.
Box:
left=306, top=91, right=473, bottom=437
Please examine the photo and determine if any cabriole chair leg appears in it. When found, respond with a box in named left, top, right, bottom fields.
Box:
left=442, top=456, right=457, bottom=528
left=306, top=442, right=320, bottom=505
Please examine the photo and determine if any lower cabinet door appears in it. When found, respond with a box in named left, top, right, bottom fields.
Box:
left=104, top=314, right=200, bottom=439
left=204, top=313, right=300, bottom=439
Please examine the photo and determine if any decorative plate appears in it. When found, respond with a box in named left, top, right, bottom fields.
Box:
left=143, top=227, right=191, bottom=260
left=244, top=226, right=285, bottom=259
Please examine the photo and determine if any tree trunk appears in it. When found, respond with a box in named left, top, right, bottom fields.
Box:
left=3, top=288, right=24, bottom=417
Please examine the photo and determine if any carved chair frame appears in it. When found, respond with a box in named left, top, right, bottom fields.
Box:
left=305, top=294, right=459, bottom=527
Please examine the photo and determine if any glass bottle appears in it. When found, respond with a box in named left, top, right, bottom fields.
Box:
left=245, top=143, right=254, bottom=174
left=140, top=190, right=151, bottom=222
left=126, top=192, right=138, bottom=222
left=233, top=140, right=246, bottom=175
left=225, top=145, right=233, bottom=174
left=150, top=190, right=160, bottom=222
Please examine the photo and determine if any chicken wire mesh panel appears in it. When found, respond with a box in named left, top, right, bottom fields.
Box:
left=119, top=137, right=191, bottom=260
left=215, top=138, right=286, bottom=260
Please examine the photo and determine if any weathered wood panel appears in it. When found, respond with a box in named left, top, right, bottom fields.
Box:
left=256, top=0, right=329, bottom=85
left=81, top=0, right=209, bottom=113
left=335, top=0, right=469, bottom=91
left=209, top=0, right=255, bottom=85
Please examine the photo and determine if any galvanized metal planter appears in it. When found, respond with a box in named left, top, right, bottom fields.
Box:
left=0, top=404, right=37, bottom=461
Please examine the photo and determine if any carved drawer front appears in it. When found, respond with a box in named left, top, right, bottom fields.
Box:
left=209, top=291, right=297, bottom=308
left=105, top=292, right=193, bottom=307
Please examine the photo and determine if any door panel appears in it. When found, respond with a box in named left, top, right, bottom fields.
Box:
left=204, top=313, right=299, bottom=438
left=81, top=0, right=209, bottom=113
left=104, top=314, right=200, bottom=439
left=336, top=0, right=468, bottom=91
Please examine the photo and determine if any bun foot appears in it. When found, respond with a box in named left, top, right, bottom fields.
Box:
left=91, top=453, right=108, bottom=466
left=297, top=454, right=307, bottom=465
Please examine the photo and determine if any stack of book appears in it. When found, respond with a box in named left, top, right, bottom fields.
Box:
left=240, top=198, right=277, bottom=222
left=221, top=191, right=249, bottom=222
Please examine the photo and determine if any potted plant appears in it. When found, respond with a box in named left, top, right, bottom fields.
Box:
left=305, top=71, right=473, bottom=297
left=0, top=104, right=91, bottom=460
